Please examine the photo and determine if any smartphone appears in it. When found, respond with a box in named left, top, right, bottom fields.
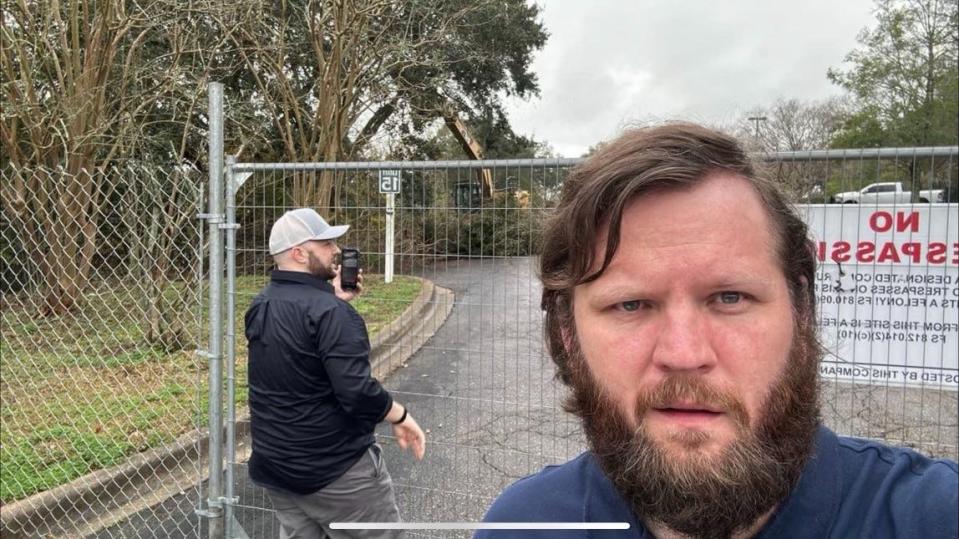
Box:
left=340, top=248, right=360, bottom=290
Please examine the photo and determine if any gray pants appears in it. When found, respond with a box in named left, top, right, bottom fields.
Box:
left=267, top=444, right=404, bottom=539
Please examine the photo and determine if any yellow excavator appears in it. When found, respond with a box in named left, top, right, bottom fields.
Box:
left=442, top=104, right=495, bottom=199
left=442, top=104, right=530, bottom=210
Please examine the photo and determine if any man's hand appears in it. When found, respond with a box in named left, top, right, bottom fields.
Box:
left=391, top=414, right=426, bottom=460
left=332, top=266, right=363, bottom=302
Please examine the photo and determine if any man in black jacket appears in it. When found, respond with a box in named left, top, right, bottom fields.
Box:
left=245, top=208, right=426, bottom=538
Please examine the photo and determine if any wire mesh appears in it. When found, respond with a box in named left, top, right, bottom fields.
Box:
left=227, top=148, right=957, bottom=537
left=769, top=147, right=959, bottom=459
left=0, top=147, right=955, bottom=538
left=1, top=163, right=206, bottom=538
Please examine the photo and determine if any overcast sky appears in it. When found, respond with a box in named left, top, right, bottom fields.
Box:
left=505, top=0, right=876, bottom=157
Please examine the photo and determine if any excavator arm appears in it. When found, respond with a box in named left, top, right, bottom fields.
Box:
left=442, top=105, right=494, bottom=199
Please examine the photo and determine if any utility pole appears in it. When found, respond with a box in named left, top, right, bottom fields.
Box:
left=747, top=116, right=767, bottom=144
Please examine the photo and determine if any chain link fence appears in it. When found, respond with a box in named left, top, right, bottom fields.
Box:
left=1, top=163, right=207, bottom=538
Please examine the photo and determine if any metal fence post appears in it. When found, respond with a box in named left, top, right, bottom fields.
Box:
left=204, top=81, right=226, bottom=539
left=224, top=155, right=240, bottom=538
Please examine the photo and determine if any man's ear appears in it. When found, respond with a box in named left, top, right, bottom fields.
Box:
left=289, top=246, right=306, bottom=263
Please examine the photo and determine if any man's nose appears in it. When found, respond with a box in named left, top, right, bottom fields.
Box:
left=650, top=304, right=718, bottom=374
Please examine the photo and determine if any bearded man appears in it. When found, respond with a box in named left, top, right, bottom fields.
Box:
left=246, top=208, right=426, bottom=538
left=477, top=124, right=957, bottom=538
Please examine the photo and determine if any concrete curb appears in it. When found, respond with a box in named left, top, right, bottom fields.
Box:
left=1, top=277, right=454, bottom=538
left=370, top=278, right=455, bottom=381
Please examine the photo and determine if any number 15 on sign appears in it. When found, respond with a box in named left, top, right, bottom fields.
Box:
left=379, top=170, right=401, bottom=194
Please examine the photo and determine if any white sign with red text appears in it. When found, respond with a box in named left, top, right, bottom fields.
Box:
left=797, top=204, right=959, bottom=390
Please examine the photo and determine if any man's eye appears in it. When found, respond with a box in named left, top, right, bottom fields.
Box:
left=619, top=300, right=642, bottom=312
left=717, top=292, right=743, bottom=304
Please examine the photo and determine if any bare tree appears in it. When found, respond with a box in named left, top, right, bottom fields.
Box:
left=1, top=0, right=223, bottom=315
left=736, top=97, right=849, bottom=201
left=740, top=97, right=848, bottom=152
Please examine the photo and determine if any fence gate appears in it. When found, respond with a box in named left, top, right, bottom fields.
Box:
left=218, top=158, right=582, bottom=538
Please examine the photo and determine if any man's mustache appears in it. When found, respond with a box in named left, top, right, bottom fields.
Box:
left=634, top=375, right=750, bottom=431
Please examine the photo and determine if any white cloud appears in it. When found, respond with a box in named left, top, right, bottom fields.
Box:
left=506, top=0, right=875, bottom=156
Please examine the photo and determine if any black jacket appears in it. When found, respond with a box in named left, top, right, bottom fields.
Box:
left=244, top=270, right=393, bottom=494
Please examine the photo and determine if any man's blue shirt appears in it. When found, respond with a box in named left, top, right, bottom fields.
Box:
left=477, top=426, right=958, bottom=538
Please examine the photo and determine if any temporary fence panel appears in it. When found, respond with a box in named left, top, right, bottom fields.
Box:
left=223, top=159, right=581, bottom=537
left=222, top=147, right=957, bottom=537
left=774, top=147, right=958, bottom=458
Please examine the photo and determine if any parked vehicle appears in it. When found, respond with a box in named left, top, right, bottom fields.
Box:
left=917, top=188, right=947, bottom=203
left=831, top=182, right=945, bottom=204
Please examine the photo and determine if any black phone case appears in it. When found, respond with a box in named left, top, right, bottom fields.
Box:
left=340, top=249, right=360, bottom=289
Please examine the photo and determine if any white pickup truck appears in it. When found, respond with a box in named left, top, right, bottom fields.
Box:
left=832, top=182, right=946, bottom=204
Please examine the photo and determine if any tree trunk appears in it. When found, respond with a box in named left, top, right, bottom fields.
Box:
left=40, top=166, right=97, bottom=316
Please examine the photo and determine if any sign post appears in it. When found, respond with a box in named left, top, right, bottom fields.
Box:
left=379, top=170, right=401, bottom=283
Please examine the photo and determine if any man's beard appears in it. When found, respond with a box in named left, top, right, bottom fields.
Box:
left=565, top=326, right=820, bottom=539
left=307, top=251, right=335, bottom=281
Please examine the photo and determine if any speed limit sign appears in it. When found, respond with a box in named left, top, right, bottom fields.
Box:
left=378, top=170, right=401, bottom=194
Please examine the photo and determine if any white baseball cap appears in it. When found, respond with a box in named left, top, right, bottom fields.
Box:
left=268, top=208, right=350, bottom=255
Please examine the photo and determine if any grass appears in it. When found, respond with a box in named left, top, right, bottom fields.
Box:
left=0, top=274, right=421, bottom=502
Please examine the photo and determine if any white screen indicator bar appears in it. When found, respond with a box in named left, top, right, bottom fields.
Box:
left=330, top=522, right=630, bottom=530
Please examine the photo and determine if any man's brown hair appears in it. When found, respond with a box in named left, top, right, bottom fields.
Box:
left=540, top=123, right=818, bottom=385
